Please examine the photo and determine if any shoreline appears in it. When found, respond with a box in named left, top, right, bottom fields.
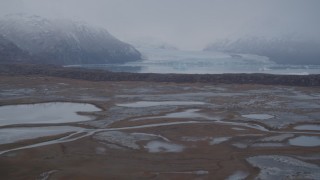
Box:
left=0, top=63, right=320, bottom=86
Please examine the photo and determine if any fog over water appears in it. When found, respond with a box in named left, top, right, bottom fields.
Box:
left=1, top=0, right=319, bottom=50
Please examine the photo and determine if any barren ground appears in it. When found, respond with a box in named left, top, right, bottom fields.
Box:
left=0, top=75, right=320, bottom=179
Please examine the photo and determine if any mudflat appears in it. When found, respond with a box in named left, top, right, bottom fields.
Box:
left=1, top=75, right=320, bottom=179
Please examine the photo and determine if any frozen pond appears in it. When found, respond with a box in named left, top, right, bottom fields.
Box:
left=294, top=125, right=320, bottom=131
left=0, top=126, right=83, bottom=145
left=144, top=141, right=185, bottom=153
left=0, top=102, right=101, bottom=126
left=117, top=101, right=206, bottom=108
left=242, top=114, right=274, bottom=120
left=289, top=136, right=320, bottom=147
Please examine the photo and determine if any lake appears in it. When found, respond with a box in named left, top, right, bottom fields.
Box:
left=0, top=102, right=101, bottom=126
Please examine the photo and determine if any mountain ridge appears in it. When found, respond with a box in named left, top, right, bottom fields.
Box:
left=0, top=14, right=141, bottom=65
left=204, top=37, right=320, bottom=65
left=0, top=34, right=32, bottom=63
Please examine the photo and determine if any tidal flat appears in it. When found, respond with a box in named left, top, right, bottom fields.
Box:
left=0, top=75, right=320, bottom=179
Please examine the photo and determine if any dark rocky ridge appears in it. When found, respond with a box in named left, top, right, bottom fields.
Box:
left=1, top=64, right=319, bottom=86
left=0, top=14, right=141, bottom=65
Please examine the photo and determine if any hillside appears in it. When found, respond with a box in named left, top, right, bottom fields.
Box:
left=0, top=14, right=141, bottom=65
left=0, top=34, right=31, bottom=63
left=205, top=37, right=320, bottom=65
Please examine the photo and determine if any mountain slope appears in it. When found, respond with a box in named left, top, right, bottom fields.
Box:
left=204, top=37, right=320, bottom=65
left=0, top=34, right=31, bottom=63
left=0, top=14, right=141, bottom=65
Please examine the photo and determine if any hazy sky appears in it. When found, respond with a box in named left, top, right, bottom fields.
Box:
left=1, top=0, right=320, bottom=50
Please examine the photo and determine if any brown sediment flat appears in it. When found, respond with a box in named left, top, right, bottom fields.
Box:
left=0, top=73, right=320, bottom=179
left=1, top=63, right=320, bottom=86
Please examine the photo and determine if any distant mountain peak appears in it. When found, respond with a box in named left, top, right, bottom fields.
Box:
left=0, top=34, right=31, bottom=63
left=205, top=36, right=320, bottom=65
left=0, top=14, right=141, bottom=65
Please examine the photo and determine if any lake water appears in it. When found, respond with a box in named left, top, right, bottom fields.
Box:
left=117, top=101, right=206, bottom=108
left=294, top=125, right=320, bottom=131
left=67, top=48, right=320, bottom=75
left=0, top=126, right=84, bottom=144
left=289, top=136, right=320, bottom=147
left=0, top=102, right=101, bottom=126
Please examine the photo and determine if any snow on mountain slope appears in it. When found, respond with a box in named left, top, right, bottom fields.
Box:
left=0, top=34, right=30, bottom=63
left=204, top=37, right=320, bottom=65
left=0, top=14, right=141, bottom=65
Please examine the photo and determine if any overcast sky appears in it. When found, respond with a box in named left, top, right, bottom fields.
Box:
left=1, top=0, right=319, bottom=50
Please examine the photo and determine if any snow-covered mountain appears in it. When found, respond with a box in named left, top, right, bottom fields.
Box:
left=0, top=34, right=31, bottom=63
left=0, top=14, right=141, bottom=65
left=204, top=37, right=320, bottom=65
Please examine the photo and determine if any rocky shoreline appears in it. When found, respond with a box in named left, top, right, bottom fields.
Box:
left=1, top=63, right=319, bottom=86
